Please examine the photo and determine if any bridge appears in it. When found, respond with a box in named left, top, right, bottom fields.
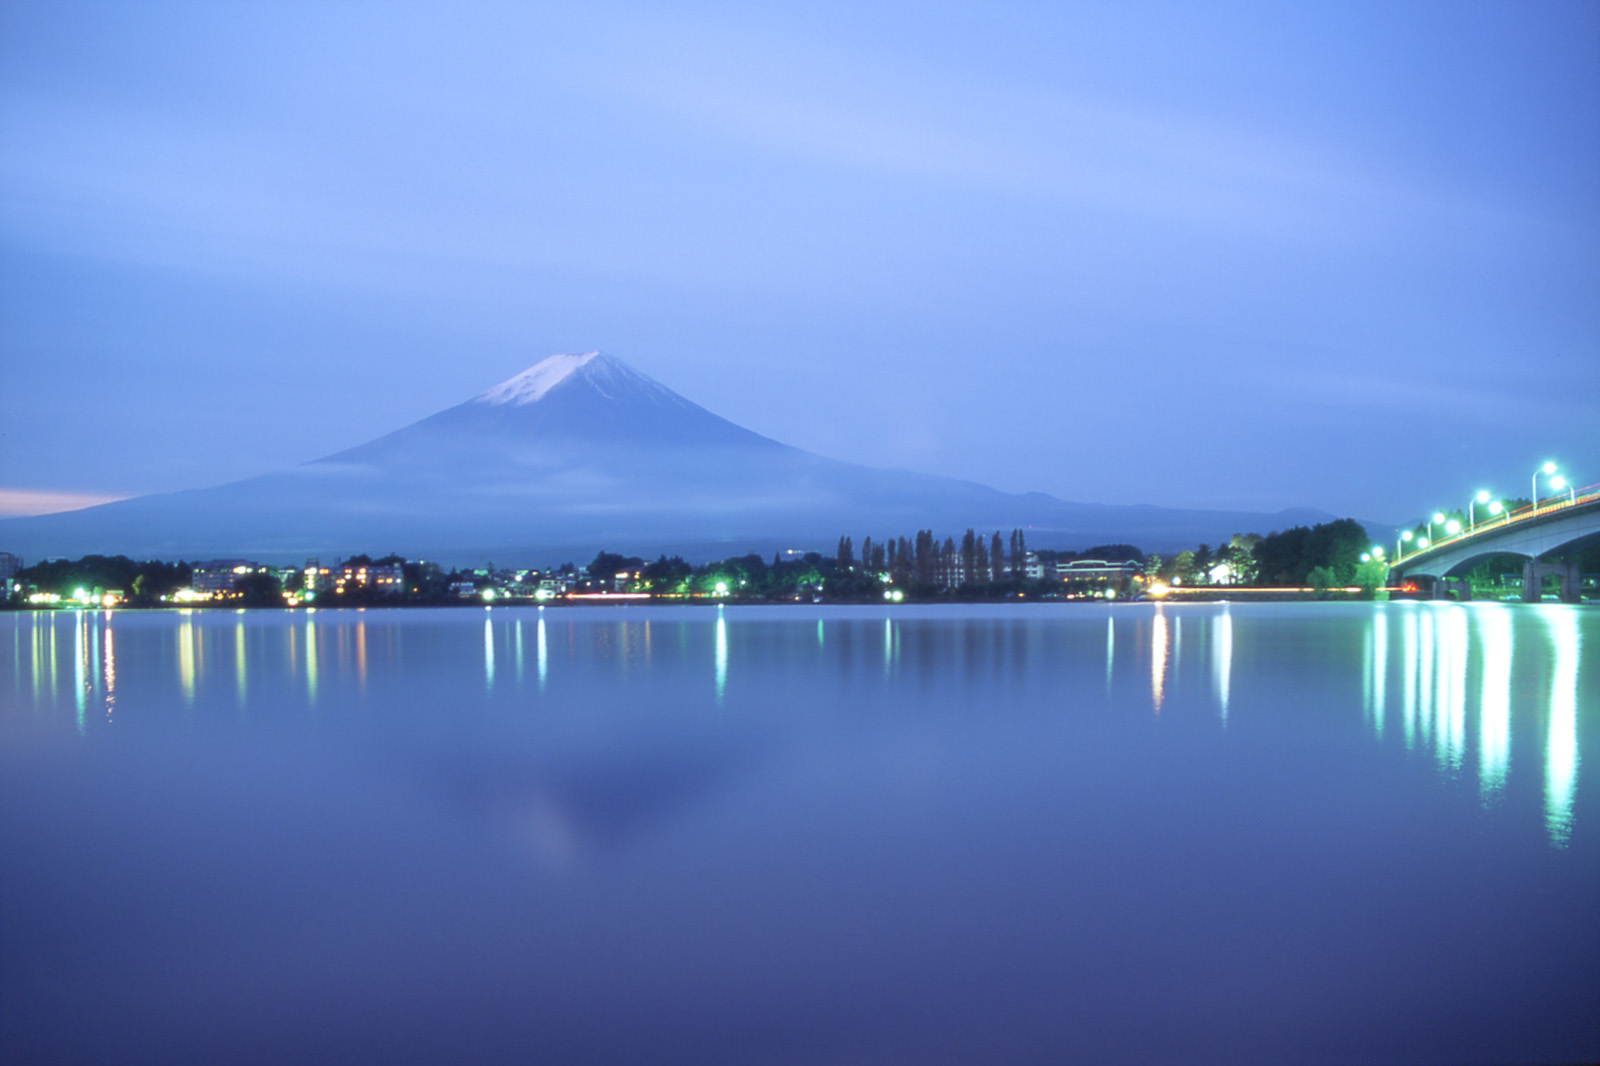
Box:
left=1386, top=484, right=1600, bottom=603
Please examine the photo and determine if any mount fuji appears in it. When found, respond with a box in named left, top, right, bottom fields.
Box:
left=2, top=352, right=1338, bottom=563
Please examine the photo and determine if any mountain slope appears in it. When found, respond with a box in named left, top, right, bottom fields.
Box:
left=0, top=352, right=1345, bottom=563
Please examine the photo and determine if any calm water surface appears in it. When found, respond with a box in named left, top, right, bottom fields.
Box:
left=2, top=602, right=1596, bottom=1064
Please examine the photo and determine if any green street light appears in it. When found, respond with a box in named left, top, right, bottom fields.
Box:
left=1534, top=461, right=1558, bottom=515
left=1444, top=518, right=1461, bottom=537
left=1428, top=512, right=1445, bottom=541
left=1398, top=529, right=1414, bottom=558
left=1470, top=490, right=1491, bottom=530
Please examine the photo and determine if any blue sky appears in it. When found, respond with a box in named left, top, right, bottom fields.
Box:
left=2, top=0, right=1596, bottom=526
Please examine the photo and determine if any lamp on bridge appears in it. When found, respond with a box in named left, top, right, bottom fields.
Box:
left=1470, top=490, right=1491, bottom=530
left=1550, top=474, right=1575, bottom=507
left=1429, top=512, right=1445, bottom=542
left=1397, top=529, right=1414, bottom=558
left=1444, top=518, right=1461, bottom=538
left=1534, top=461, right=1558, bottom=515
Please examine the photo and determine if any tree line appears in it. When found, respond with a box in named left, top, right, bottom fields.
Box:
left=6, top=517, right=1394, bottom=606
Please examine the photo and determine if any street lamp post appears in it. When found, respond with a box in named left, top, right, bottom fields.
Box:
left=1398, top=530, right=1414, bottom=559
left=1533, top=461, right=1557, bottom=515
left=1550, top=474, right=1575, bottom=508
left=1428, top=512, right=1445, bottom=542
left=1470, top=490, right=1491, bottom=530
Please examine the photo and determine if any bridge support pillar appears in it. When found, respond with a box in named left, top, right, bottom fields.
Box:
left=1442, top=577, right=1472, bottom=602
left=1522, top=559, right=1581, bottom=604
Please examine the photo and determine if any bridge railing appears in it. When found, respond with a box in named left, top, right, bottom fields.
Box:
left=1393, top=481, right=1600, bottom=564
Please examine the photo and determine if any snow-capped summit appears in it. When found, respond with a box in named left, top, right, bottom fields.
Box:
left=0, top=348, right=1346, bottom=562
left=478, top=351, right=603, bottom=406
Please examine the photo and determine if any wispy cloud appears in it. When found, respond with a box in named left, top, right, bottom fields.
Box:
left=0, top=487, right=128, bottom=517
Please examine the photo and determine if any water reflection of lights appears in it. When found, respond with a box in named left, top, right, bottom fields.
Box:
left=514, top=619, right=524, bottom=684
left=1439, top=607, right=1468, bottom=773
left=1150, top=606, right=1169, bottom=713
left=178, top=613, right=196, bottom=706
left=236, top=617, right=249, bottom=705
left=537, top=616, right=548, bottom=691
left=1214, top=606, right=1232, bottom=724
left=1378, top=603, right=1584, bottom=846
left=1545, top=610, right=1580, bottom=848
left=485, top=615, right=496, bottom=690
left=1104, top=613, right=1114, bottom=694
left=1364, top=609, right=1386, bottom=736
left=1477, top=609, right=1512, bottom=802
left=102, top=621, right=116, bottom=721
left=356, top=620, right=368, bottom=691
left=74, top=611, right=87, bottom=733
left=305, top=614, right=318, bottom=706
left=715, top=610, right=728, bottom=703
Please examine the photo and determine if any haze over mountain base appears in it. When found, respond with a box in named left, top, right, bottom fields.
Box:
left=1, top=353, right=1348, bottom=565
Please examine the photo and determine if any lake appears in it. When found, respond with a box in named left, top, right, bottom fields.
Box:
left=2, top=602, right=1596, bottom=1064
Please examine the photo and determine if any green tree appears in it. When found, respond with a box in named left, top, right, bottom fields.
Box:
left=233, top=572, right=284, bottom=607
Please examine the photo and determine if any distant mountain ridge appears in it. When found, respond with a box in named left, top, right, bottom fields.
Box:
left=1, top=352, right=1351, bottom=564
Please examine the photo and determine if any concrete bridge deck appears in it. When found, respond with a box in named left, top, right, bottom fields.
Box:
left=1386, top=485, right=1600, bottom=603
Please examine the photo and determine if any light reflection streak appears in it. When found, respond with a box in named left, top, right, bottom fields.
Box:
left=485, top=615, right=495, bottom=690
left=1214, top=607, right=1232, bottom=724
left=102, top=622, right=116, bottom=720
left=1477, top=608, right=1512, bottom=802
left=235, top=617, right=248, bottom=706
left=1369, top=610, right=1386, bottom=737
left=514, top=619, right=524, bottom=684
left=1439, top=608, right=1468, bottom=773
left=1545, top=610, right=1580, bottom=847
left=74, top=611, right=86, bottom=732
left=1418, top=611, right=1435, bottom=749
left=30, top=617, right=42, bottom=703
left=715, top=610, right=728, bottom=704
left=178, top=613, right=196, bottom=706
left=305, top=614, right=318, bottom=706
left=537, top=615, right=548, bottom=691
left=356, top=620, right=367, bottom=691
left=1401, top=610, right=1418, bottom=750
left=1105, top=613, right=1114, bottom=694
left=1150, top=606, right=1168, bottom=713
left=884, top=616, right=893, bottom=676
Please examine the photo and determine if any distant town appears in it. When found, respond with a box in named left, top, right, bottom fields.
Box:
left=16, top=514, right=1578, bottom=608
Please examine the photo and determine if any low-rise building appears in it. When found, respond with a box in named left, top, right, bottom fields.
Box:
left=334, top=562, right=404, bottom=595
left=192, top=559, right=270, bottom=594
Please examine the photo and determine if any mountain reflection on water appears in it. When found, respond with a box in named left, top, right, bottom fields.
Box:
left=2, top=602, right=1596, bottom=1065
